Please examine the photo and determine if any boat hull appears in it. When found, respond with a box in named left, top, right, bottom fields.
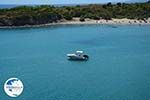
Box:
left=67, top=55, right=89, bottom=61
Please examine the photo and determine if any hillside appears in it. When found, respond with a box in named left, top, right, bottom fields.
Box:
left=0, top=2, right=150, bottom=26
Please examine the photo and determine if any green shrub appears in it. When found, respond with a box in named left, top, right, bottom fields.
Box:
left=80, top=17, right=85, bottom=22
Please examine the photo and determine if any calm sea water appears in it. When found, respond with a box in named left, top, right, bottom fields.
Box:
left=0, top=24, right=150, bottom=100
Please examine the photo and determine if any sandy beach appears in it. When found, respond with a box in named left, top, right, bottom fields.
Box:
left=0, top=18, right=150, bottom=28
left=60, top=18, right=150, bottom=25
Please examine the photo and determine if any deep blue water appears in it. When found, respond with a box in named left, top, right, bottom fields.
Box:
left=0, top=5, right=16, bottom=8
left=0, top=24, right=150, bottom=100
left=0, top=4, right=79, bottom=9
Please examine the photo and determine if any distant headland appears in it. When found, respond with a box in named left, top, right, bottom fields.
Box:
left=0, top=2, right=150, bottom=28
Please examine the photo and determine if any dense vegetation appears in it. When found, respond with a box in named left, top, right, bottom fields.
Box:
left=0, top=2, right=150, bottom=26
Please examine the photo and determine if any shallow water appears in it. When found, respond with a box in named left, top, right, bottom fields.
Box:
left=0, top=24, right=150, bottom=100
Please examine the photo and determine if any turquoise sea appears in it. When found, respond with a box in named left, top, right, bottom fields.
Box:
left=0, top=24, right=150, bottom=100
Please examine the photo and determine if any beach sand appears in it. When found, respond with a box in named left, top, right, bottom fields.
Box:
left=0, top=18, right=150, bottom=28
left=60, top=18, right=150, bottom=25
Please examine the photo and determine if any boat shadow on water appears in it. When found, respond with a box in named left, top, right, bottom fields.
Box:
left=68, top=58, right=89, bottom=62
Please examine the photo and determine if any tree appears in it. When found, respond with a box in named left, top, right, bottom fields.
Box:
left=117, top=2, right=122, bottom=7
left=102, top=5, right=107, bottom=9
left=64, top=14, right=73, bottom=20
left=107, top=2, right=112, bottom=7
left=80, top=16, right=85, bottom=22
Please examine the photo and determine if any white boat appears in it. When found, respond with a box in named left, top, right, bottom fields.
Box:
left=67, top=51, right=89, bottom=61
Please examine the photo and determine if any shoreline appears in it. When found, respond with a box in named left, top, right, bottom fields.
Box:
left=0, top=18, right=150, bottom=29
